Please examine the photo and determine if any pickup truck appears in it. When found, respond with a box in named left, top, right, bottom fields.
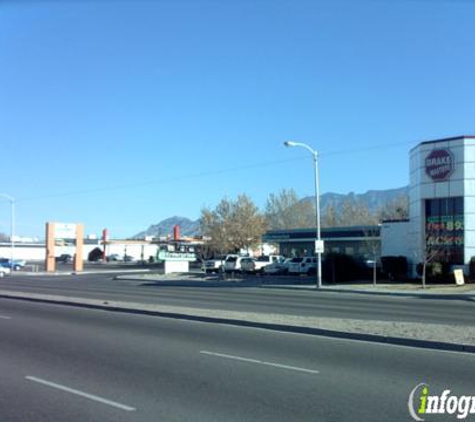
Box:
left=0, top=258, right=26, bottom=271
left=203, top=256, right=226, bottom=273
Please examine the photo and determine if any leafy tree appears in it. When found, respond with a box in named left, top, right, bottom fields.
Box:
left=265, top=189, right=315, bottom=230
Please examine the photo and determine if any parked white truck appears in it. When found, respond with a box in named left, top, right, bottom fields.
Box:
left=203, top=256, right=226, bottom=273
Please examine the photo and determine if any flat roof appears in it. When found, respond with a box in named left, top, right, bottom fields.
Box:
left=263, top=225, right=381, bottom=242
left=410, top=135, right=475, bottom=152
left=265, top=225, right=380, bottom=234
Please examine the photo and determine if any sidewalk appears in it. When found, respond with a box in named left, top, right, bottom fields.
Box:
left=266, top=281, right=475, bottom=297
left=114, top=271, right=475, bottom=297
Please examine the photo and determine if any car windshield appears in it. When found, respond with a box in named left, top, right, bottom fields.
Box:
left=291, top=258, right=303, bottom=263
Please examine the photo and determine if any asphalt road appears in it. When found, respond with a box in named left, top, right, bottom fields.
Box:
left=0, top=297, right=474, bottom=421
left=0, top=273, right=474, bottom=326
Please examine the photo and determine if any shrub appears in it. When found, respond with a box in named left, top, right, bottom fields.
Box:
left=88, top=247, right=104, bottom=262
left=381, top=256, right=408, bottom=281
left=416, top=261, right=451, bottom=283
left=469, top=257, right=475, bottom=281
left=322, top=253, right=367, bottom=282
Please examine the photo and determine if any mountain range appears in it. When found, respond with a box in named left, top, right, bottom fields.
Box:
left=133, top=186, right=409, bottom=238
left=307, top=186, right=409, bottom=213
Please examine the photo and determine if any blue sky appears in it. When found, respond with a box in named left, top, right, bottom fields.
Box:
left=1, top=0, right=474, bottom=239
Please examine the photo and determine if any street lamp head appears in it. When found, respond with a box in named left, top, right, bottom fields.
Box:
left=284, top=141, right=297, bottom=147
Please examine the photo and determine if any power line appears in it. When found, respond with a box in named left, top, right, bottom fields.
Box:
left=321, top=140, right=413, bottom=157
left=15, top=140, right=412, bottom=203
left=16, top=156, right=305, bottom=202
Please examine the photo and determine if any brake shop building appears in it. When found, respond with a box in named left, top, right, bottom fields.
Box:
left=264, top=136, right=475, bottom=275
left=407, top=135, right=475, bottom=273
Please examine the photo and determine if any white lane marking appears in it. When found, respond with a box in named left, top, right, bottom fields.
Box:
left=0, top=315, right=11, bottom=319
left=200, top=351, right=319, bottom=374
left=25, top=376, right=136, bottom=412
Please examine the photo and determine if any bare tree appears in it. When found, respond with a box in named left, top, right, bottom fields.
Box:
left=362, top=225, right=381, bottom=285
left=333, top=198, right=376, bottom=227
left=200, top=199, right=233, bottom=254
left=265, top=189, right=315, bottom=230
left=201, top=194, right=267, bottom=254
left=321, top=204, right=339, bottom=228
left=378, top=195, right=408, bottom=221
left=420, top=223, right=444, bottom=289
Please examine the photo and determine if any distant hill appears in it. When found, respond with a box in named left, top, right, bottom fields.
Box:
left=133, top=187, right=409, bottom=238
left=133, top=216, right=200, bottom=239
left=315, top=186, right=409, bottom=213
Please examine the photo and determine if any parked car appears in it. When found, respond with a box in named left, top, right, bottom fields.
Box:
left=241, top=255, right=284, bottom=273
left=0, top=258, right=26, bottom=271
left=0, top=266, right=11, bottom=278
left=253, top=255, right=284, bottom=272
left=223, top=255, right=245, bottom=272
left=240, top=257, right=257, bottom=273
left=263, top=257, right=291, bottom=275
left=55, top=254, right=73, bottom=264
left=287, top=257, right=317, bottom=275
left=106, top=254, right=121, bottom=262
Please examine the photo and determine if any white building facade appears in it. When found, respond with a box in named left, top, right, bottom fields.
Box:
left=408, top=135, right=475, bottom=274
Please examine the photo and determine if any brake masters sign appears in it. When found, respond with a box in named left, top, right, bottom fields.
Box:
left=425, top=149, right=454, bottom=182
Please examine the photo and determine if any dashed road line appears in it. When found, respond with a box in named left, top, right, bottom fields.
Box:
left=25, top=376, right=136, bottom=412
left=200, top=351, right=320, bottom=374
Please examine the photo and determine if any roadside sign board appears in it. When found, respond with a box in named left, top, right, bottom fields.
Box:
left=158, top=251, right=196, bottom=262
left=315, top=240, right=325, bottom=254
left=454, top=269, right=465, bottom=286
left=54, top=223, right=77, bottom=240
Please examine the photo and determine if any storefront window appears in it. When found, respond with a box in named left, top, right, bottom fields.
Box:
left=425, top=197, right=464, bottom=264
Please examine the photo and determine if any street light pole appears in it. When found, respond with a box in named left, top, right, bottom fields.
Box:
left=284, top=141, right=323, bottom=289
left=0, top=194, right=15, bottom=269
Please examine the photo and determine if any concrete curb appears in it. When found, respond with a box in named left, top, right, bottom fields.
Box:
left=115, top=275, right=475, bottom=298
left=16, top=269, right=151, bottom=276
left=262, top=284, right=475, bottom=299
left=0, top=290, right=473, bottom=355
